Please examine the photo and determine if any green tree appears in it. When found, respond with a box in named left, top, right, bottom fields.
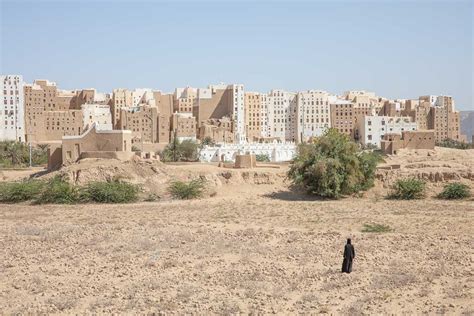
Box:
left=180, top=140, right=199, bottom=161
left=288, top=128, right=379, bottom=199
left=32, top=144, right=48, bottom=165
left=200, top=136, right=215, bottom=147
left=161, top=137, right=199, bottom=162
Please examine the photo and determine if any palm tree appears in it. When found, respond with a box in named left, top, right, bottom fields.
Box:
left=1, top=141, right=27, bottom=166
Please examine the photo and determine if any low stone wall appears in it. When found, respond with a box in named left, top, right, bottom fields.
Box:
left=234, top=154, right=257, bottom=168
left=79, top=151, right=135, bottom=161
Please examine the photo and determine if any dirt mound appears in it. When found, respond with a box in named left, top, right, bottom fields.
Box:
left=39, top=158, right=288, bottom=198
left=375, top=147, right=474, bottom=188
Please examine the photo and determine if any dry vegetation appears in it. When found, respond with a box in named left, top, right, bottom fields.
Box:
left=0, top=147, right=473, bottom=314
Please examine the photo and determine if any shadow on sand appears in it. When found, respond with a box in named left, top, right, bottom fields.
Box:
left=29, top=169, right=50, bottom=179
left=262, top=187, right=330, bottom=202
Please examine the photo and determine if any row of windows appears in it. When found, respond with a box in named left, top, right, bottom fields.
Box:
left=46, top=126, right=79, bottom=131
left=2, top=90, right=20, bottom=95
left=3, top=100, right=19, bottom=105
left=301, top=101, right=329, bottom=106
left=302, top=109, right=329, bottom=114
left=302, top=118, right=330, bottom=123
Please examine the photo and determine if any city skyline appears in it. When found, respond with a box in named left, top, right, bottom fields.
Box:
left=1, top=0, right=472, bottom=110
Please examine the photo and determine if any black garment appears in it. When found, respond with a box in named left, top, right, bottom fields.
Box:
left=341, top=242, right=355, bottom=273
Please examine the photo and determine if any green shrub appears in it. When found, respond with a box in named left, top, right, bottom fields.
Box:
left=436, top=139, right=473, bottom=150
left=388, top=178, right=426, bottom=200
left=438, top=182, right=471, bottom=200
left=35, top=177, right=79, bottom=204
left=256, top=154, right=270, bottom=162
left=168, top=179, right=205, bottom=199
left=81, top=181, right=139, bottom=203
left=362, top=223, right=392, bottom=233
left=287, top=129, right=379, bottom=199
left=0, top=180, right=45, bottom=203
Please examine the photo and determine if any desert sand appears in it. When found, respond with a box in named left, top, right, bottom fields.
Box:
left=0, top=148, right=473, bottom=314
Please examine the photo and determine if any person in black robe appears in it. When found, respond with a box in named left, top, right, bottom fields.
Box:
left=342, top=238, right=355, bottom=273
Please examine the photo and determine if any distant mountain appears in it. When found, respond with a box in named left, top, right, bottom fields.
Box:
left=460, top=111, right=474, bottom=143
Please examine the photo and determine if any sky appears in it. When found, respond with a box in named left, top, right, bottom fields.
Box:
left=1, top=0, right=473, bottom=110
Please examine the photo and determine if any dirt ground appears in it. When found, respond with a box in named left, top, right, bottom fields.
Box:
left=1, top=147, right=473, bottom=314
left=1, top=179, right=473, bottom=314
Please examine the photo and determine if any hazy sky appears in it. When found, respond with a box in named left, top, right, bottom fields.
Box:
left=1, top=0, right=473, bottom=110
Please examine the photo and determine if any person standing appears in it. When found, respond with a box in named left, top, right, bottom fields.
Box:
left=342, top=238, right=355, bottom=273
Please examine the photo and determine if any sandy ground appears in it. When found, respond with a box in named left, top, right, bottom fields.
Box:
left=1, top=181, right=473, bottom=314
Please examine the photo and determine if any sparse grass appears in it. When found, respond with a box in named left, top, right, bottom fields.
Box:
left=80, top=181, right=139, bottom=203
left=0, top=180, right=45, bottom=203
left=388, top=178, right=426, bottom=200
left=168, top=179, right=206, bottom=199
left=362, top=223, right=392, bottom=233
left=438, top=182, right=471, bottom=200
left=46, top=295, right=76, bottom=311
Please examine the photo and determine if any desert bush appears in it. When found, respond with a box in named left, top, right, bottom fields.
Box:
left=81, top=181, right=139, bottom=203
left=0, top=180, right=45, bottom=203
left=362, top=223, right=392, bottom=233
left=287, top=128, right=380, bottom=199
left=35, top=176, right=79, bottom=204
left=168, top=179, right=205, bottom=199
left=438, top=182, right=471, bottom=200
left=388, top=178, right=426, bottom=200
left=256, top=153, right=270, bottom=162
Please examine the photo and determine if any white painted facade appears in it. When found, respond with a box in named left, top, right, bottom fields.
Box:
left=197, top=87, right=212, bottom=99
left=132, top=88, right=154, bottom=107
left=343, top=90, right=377, bottom=100
left=232, top=84, right=246, bottom=144
left=199, top=141, right=296, bottom=163
left=359, top=115, right=417, bottom=147
left=175, top=87, right=197, bottom=99
left=267, top=90, right=297, bottom=142
left=82, top=103, right=113, bottom=131
left=1, top=75, right=25, bottom=142
left=260, top=93, right=269, bottom=137
left=296, top=90, right=332, bottom=141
